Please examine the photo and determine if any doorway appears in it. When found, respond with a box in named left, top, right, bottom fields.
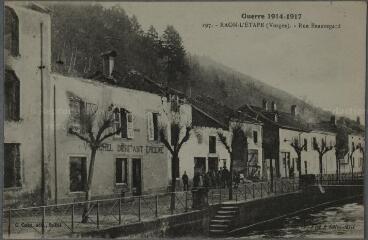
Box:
left=132, top=158, right=142, bottom=196
left=194, top=157, right=206, bottom=174
left=208, top=157, right=218, bottom=173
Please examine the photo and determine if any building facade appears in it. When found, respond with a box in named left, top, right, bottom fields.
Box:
left=339, top=132, right=365, bottom=174
left=4, top=2, right=53, bottom=206
left=50, top=73, right=186, bottom=202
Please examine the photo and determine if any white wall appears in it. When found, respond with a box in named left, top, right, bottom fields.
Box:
left=179, top=127, right=231, bottom=181
left=50, top=74, right=172, bottom=201
left=279, top=129, right=337, bottom=177
left=340, top=134, right=365, bottom=174
left=4, top=2, right=52, bottom=203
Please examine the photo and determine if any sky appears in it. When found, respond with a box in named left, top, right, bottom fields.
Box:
left=102, top=2, right=366, bottom=121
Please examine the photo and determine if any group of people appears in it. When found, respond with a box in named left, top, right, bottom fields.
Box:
left=181, top=166, right=243, bottom=191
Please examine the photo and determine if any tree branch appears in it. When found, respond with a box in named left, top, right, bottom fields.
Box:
left=95, top=118, right=112, bottom=141
left=69, top=128, right=92, bottom=145
left=160, top=128, right=174, bottom=155
left=99, top=128, right=121, bottom=144
left=218, top=132, right=231, bottom=155
left=177, top=126, right=191, bottom=151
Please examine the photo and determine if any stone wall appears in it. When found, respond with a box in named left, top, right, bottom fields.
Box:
left=79, top=185, right=362, bottom=238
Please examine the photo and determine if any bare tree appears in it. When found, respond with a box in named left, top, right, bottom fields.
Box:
left=68, top=102, right=121, bottom=223
left=159, top=98, right=191, bottom=211
left=217, top=124, right=249, bottom=200
left=288, top=135, right=307, bottom=179
left=313, top=137, right=334, bottom=180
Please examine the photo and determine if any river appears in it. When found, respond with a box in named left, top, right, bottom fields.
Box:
left=236, top=200, right=364, bottom=239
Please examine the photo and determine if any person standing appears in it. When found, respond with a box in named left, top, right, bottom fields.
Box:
left=182, top=171, right=189, bottom=191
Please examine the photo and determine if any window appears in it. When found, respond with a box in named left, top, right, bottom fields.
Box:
left=304, top=161, right=308, bottom=174
left=5, top=7, right=19, bottom=56
left=113, top=108, right=133, bottom=139
left=322, top=138, right=326, bottom=147
left=5, top=70, right=20, bottom=121
left=281, top=152, right=290, bottom=177
left=293, top=138, right=299, bottom=146
left=153, top=113, right=159, bottom=141
left=147, top=112, right=158, bottom=141
left=170, top=95, right=180, bottom=113
left=312, top=137, right=317, bottom=150
left=253, top=131, right=258, bottom=144
left=209, top=136, right=216, bottom=153
left=304, top=138, right=308, bottom=151
left=116, top=158, right=128, bottom=184
left=248, top=150, right=259, bottom=166
left=69, top=98, right=83, bottom=133
left=4, top=143, right=21, bottom=188
left=69, top=157, right=87, bottom=192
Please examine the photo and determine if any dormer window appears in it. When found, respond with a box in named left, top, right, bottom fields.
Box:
left=5, top=6, right=19, bottom=56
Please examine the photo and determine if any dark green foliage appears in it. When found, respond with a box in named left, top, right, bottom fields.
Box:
left=48, top=3, right=356, bottom=124
left=48, top=3, right=181, bottom=87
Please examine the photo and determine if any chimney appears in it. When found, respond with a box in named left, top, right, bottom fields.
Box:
left=291, top=105, right=297, bottom=117
left=357, top=116, right=361, bottom=125
left=271, top=101, right=277, bottom=111
left=101, top=50, right=117, bottom=77
left=330, top=115, right=336, bottom=125
left=262, top=99, right=268, bottom=111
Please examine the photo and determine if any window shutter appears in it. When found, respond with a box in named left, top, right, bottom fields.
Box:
left=147, top=112, right=154, bottom=141
left=127, top=112, right=134, bottom=139
left=113, top=108, right=121, bottom=138
left=121, top=109, right=128, bottom=138
left=69, top=98, right=81, bottom=134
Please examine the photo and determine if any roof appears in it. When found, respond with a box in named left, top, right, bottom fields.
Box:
left=86, top=69, right=186, bottom=98
left=310, top=121, right=338, bottom=134
left=25, top=3, right=52, bottom=14
left=189, top=95, right=261, bottom=130
left=238, top=104, right=310, bottom=132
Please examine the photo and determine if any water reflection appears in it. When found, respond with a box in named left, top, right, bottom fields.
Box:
left=237, top=201, right=363, bottom=239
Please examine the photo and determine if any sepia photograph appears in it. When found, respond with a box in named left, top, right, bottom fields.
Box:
left=2, top=1, right=366, bottom=239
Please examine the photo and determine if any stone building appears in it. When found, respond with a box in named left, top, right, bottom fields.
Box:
left=49, top=71, right=191, bottom=202
left=3, top=2, right=192, bottom=206
left=4, top=2, right=53, bottom=206
left=178, top=96, right=263, bottom=183
left=239, top=102, right=308, bottom=179
left=239, top=101, right=340, bottom=178
left=337, top=117, right=365, bottom=175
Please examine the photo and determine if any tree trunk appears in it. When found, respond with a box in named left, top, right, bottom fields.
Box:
left=335, top=152, right=339, bottom=181
left=350, top=155, right=354, bottom=179
left=82, top=148, right=97, bottom=223
left=229, top=153, right=233, bottom=200
left=319, top=154, right=323, bottom=182
left=170, top=155, right=177, bottom=212
left=297, top=152, right=302, bottom=179
left=270, top=159, right=274, bottom=192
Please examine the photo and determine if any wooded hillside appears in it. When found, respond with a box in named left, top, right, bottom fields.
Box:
left=48, top=3, right=350, bottom=123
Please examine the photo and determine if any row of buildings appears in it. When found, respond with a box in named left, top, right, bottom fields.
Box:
left=4, top=3, right=365, bottom=207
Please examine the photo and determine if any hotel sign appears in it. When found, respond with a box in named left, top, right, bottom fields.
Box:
left=98, top=143, right=164, bottom=154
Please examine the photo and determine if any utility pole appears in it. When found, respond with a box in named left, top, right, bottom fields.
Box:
left=39, top=22, right=46, bottom=206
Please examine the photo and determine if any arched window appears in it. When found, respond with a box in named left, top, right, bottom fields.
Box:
left=5, top=6, right=19, bottom=56
left=5, top=70, right=20, bottom=121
